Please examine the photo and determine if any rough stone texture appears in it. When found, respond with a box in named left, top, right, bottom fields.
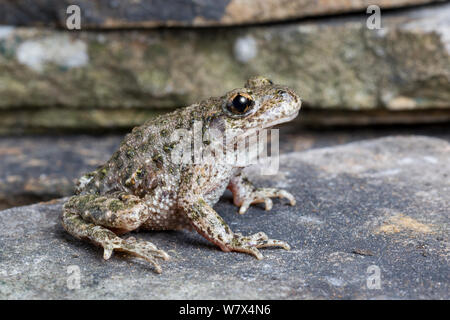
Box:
left=0, top=0, right=443, bottom=28
left=0, top=3, right=449, bottom=132
left=0, top=136, right=448, bottom=299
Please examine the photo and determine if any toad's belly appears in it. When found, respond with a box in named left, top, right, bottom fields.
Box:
left=141, top=209, right=192, bottom=231
left=139, top=185, right=228, bottom=231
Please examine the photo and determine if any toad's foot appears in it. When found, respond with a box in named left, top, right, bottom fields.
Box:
left=227, top=174, right=296, bottom=214
left=103, top=236, right=170, bottom=273
left=237, top=188, right=296, bottom=214
left=228, top=232, right=291, bottom=260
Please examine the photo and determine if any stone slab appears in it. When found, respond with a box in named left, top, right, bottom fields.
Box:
left=0, top=0, right=443, bottom=28
left=0, top=136, right=448, bottom=299
left=0, top=3, right=448, bottom=134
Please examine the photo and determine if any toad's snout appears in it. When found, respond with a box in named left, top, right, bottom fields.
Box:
left=277, top=88, right=302, bottom=118
left=286, top=89, right=302, bottom=111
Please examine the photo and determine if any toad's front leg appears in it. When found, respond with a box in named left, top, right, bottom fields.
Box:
left=227, top=172, right=296, bottom=214
left=179, top=197, right=290, bottom=260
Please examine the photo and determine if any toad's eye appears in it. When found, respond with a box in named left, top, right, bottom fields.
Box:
left=226, top=93, right=254, bottom=115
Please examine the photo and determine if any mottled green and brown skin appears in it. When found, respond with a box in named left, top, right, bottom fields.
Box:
left=62, top=77, right=301, bottom=273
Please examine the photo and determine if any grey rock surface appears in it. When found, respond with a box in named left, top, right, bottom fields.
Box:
left=0, top=3, right=449, bottom=133
left=0, top=136, right=449, bottom=299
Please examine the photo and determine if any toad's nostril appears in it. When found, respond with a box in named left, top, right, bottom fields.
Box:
left=277, top=89, right=299, bottom=104
left=287, top=89, right=300, bottom=104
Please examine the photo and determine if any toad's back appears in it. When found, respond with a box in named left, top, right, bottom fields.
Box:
left=75, top=102, right=211, bottom=197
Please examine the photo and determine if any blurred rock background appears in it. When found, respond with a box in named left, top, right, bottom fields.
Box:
left=0, top=0, right=449, bottom=207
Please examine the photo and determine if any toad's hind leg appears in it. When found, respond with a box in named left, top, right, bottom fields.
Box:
left=62, top=193, right=169, bottom=273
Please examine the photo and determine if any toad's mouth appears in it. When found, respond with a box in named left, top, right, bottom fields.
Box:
left=263, top=109, right=300, bottom=129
